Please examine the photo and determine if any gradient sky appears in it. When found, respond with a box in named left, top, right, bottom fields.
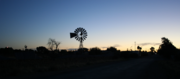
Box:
left=0, top=0, right=180, bottom=51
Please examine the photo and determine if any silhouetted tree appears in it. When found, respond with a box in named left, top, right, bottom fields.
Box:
left=14, top=49, right=22, bottom=52
left=24, top=45, right=27, bottom=50
left=150, top=47, right=155, bottom=52
left=47, top=38, right=60, bottom=51
left=0, top=47, right=14, bottom=56
left=60, top=49, right=67, bottom=55
left=107, top=47, right=117, bottom=52
left=158, top=37, right=178, bottom=58
left=78, top=48, right=88, bottom=52
left=36, top=46, right=49, bottom=53
left=137, top=46, right=142, bottom=52
left=89, top=47, right=101, bottom=55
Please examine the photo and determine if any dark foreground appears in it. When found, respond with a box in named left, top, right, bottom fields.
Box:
left=5, top=55, right=168, bottom=79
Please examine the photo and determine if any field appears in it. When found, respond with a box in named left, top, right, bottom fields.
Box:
left=0, top=56, right=126, bottom=78
left=158, top=60, right=180, bottom=79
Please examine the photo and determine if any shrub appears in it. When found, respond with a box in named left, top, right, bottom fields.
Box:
left=78, top=48, right=88, bottom=52
left=107, top=47, right=117, bottom=53
left=60, top=49, right=68, bottom=55
left=77, top=48, right=88, bottom=55
left=89, top=47, right=101, bottom=55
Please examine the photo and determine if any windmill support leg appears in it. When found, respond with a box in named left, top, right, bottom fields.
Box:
left=79, top=41, right=83, bottom=49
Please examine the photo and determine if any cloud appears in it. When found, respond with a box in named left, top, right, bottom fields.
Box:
left=138, top=43, right=161, bottom=46
left=113, top=44, right=120, bottom=47
left=101, top=44, right=120, bottom=49
left=101, top=47, right=109, bottom=48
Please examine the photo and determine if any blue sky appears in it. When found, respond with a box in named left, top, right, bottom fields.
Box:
left=0, top=0, right=180, bottom=51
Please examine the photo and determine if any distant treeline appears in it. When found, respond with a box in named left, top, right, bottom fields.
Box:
left=2, top=37, right=178, bottom=60
left=0, top=44, right=158, bottom=60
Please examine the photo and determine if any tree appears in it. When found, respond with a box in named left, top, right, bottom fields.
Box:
left=24, top=45, right=27, bottom=50
left=150, top=47, right=155, bottom=52
left=158, top=37, right=178, bottom=58
left=36, top=46, right=49, bottom=53
left=47, top=38, right=60, bottom=51
left=107, top=47, right=117, bottom=52
left=89, top=47, right=101, bottom=55
left=78, top=48, right=88, bottom=52
left=137, top=46, right=142, bottom=52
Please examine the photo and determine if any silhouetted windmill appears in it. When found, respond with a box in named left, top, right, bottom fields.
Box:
left=70, top=27, right=87, bottom=49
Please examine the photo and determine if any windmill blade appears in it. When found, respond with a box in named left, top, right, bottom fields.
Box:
left=83, top=37, right=86, bottom=40
left=82, top=30, right=85, bottom=33
left=74, top=29, right=78, bottom=33
left=78, top=37, right=80, bottom=41
left=84, top=34, right=87, bottom=37
left=74, top=30, right=77, bottom=33
left=83, top=37, right=86, bottom=41
left=83, top=29, right=86, bottom=31
left=83, top=36, right=87, bottom=38
left=79, top=28, right=82, bottom=31
left=70, top=33, right=77, bottom=38
left=76, top=36, right=80, bottom=41
left=75, top=36, right=78, bottom=40
left=76, top=28, right=79, bottom=31
left=82, top=37, right=85, bottom=41
left=83, top=31, right=87, bottom=34
left=75, top=28, right=80, bottom=33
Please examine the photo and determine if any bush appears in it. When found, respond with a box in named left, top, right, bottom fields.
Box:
left=107, top=47, right=117, bottom=53
left=78, top=48, right=88, bottom=52
left=36, top=46, right=49, bottom=54
left=60, top=49, right=68, bottom=55
left=77, top=48, right=88, bottom=55
left=89, top=47, right=101, bottom=55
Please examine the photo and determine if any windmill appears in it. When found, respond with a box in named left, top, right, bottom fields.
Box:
left=70, top=27, right=87, bottom=49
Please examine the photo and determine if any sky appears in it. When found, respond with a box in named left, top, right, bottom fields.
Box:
left=0, top=0, right=180, bottom=51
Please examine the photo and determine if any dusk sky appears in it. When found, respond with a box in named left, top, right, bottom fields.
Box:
left=0, top=0, right=180, bottom=51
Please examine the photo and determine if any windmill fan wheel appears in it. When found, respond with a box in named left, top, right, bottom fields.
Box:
left=74, top=27, right=87, bottom=42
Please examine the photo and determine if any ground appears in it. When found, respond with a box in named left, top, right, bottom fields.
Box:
left=4, top=55, right=170, bottom=79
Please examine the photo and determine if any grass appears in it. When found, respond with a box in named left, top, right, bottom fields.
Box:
left=158, top=60, right=180, bottom=79
left=0, top=56, right=125, bottom=78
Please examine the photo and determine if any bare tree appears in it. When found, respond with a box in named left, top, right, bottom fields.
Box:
left=47, top=38, right=60, bottom=51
